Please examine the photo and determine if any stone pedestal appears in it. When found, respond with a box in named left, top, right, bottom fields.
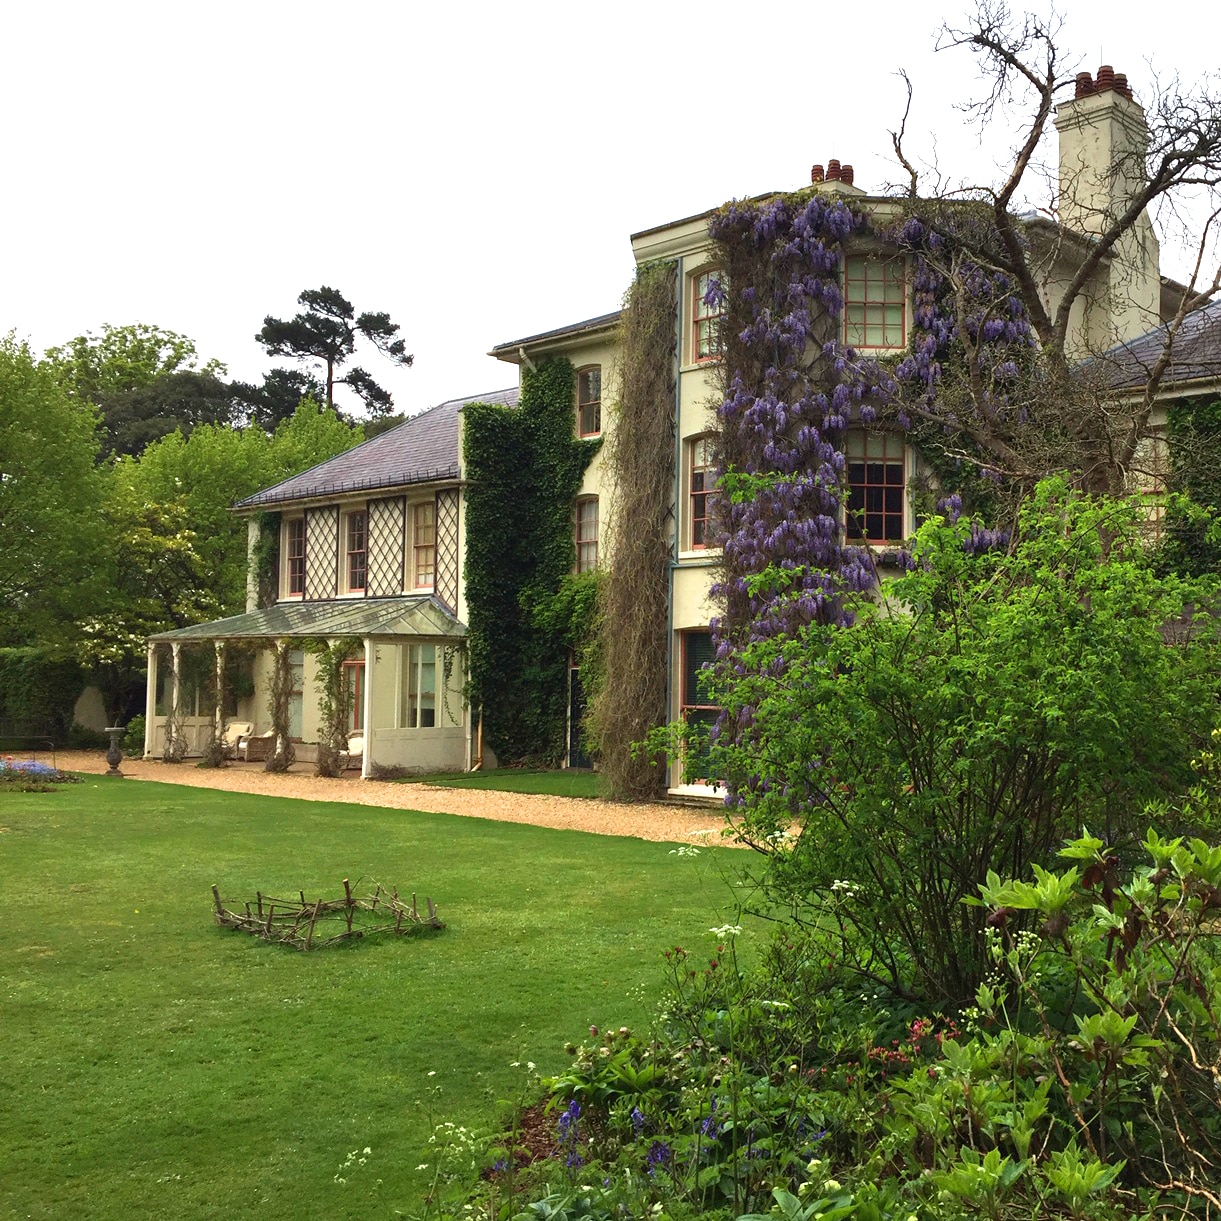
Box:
left=104, top=726, right=125, bottom=778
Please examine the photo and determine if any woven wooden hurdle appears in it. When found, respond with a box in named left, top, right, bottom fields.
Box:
left=211, top=878, right=443, bottom=950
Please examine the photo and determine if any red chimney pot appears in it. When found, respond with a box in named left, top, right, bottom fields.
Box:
left=841, top=164, right=854, bottom=185
left=1075, top=72, right=1094, bottom=98
left=827, top=158, right=842, bottom=181
left=1096, top=64, right=1115, bottom=92
left=811, top=164, right=824, bottom=183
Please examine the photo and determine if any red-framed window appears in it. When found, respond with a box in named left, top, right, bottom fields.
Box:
left=286, top=518, right=305, bottom=596
left=344, top=659, right=365, bottom=731
left=846, top=431, right=906, bottom=543
left=689, top=436, right=717, bottom=549
left=843, top=255, right=906, bottom=349
left=680, top=630, right=718, bottom=780
left=346, top=510, right=367, bottom=592
left=577, top=366, right=602, bottom=437
left=575, top=497, right=599, bottom=573
left=413, top=500, right=436, bottom=588
left=693, top=270, right=726, bottom=362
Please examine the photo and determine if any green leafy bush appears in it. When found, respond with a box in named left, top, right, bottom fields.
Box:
left=704, top=480, right=1220, bottom=1004
left=460, top=821, right=1220, bottom=1220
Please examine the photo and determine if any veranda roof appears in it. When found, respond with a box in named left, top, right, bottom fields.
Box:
left=150, top=596, right=466, bottom=643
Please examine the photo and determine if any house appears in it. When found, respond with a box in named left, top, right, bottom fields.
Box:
left=143, top=389, right=517, bottom=775
left=145, top=64, right=1199, bottom=789
left=486, top=64, right=1190, bottom=793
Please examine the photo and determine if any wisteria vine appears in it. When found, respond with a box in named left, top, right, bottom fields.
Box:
left=701, top=196, right=1035, bottom=806
left=707, top=192, right=894, bottom=652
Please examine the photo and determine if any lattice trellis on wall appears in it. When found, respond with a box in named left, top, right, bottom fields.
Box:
left=367, top=497, right=406, bottom=596
left=435, top=490, right=460, bottom=610
left=305, top=506, right=339, bottom=600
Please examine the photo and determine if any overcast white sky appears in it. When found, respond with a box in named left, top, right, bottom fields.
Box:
left=3, top=1, right=1217, bottom=418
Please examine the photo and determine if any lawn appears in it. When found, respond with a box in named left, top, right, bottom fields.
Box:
left=407, top=769, right=606, bottom=799
left=0, top=777, right=743, bottom=1220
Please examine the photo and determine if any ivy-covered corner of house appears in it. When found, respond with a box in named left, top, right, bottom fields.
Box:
left=250, top=510, right=281, bottom=610
left=463, top=357, right=600, bottom=765
left=1160, top=396, right=1221, bottom=575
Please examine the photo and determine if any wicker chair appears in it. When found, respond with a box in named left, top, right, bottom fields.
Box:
left=237, top=729, right=276, bottom=763
left=220, top=721, right=254, bottom=760
left=338, top=732, right=364, bottom=772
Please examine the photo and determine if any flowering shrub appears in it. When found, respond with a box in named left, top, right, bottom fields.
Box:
left=0, top=758, right=77, bottom=790
left=705, top=479, right=1219, bottom=1004
left=442, top=816, right=1221, bottom=1221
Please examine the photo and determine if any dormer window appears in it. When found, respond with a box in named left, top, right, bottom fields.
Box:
left=577, top=366, right=602, bottom=437
left=844, top=255, right=906, bottom=350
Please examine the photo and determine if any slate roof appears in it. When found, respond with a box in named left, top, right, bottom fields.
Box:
left=1093, top=299, right=1221, bottom=392
left=150, top=595, right=465, bottom=641
left=235, top=388, right=519, bottom=510
left=489, top=312, right=622, bottom=357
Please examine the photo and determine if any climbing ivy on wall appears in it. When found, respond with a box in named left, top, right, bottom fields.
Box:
left=1160, top=397, right=1221, bottom=575
left=463, top=358, right=600, bottom=764
left=591, top=260, right=678, bottom=799
left=250, top=511, right=281, bottom=609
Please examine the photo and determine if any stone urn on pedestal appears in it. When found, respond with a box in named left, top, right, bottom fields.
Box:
left=104, top=726, right=125, bottom=778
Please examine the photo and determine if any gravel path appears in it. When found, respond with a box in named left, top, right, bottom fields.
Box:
left=52, top=751, right=733, bottom=847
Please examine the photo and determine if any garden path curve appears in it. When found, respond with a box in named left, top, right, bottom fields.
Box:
left=54, top=752, right=734, bottom=847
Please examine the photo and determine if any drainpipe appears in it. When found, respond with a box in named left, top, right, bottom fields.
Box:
left=665, top=256, right=684, bottom=789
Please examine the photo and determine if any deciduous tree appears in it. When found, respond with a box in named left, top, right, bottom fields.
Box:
left=0, top=336, right=105, bottom=643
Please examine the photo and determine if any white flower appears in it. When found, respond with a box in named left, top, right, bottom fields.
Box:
left=709, top=923, right=742, bottom=938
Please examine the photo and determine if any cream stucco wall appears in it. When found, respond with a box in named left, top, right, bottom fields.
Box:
left=365, top=637, right=467, bottom=772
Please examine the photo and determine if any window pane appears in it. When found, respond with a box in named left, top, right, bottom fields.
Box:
left=843, top=255, right=905, bottom=349
left=682, top=631, right=717, bottom=706
left=414, top=501, right=436, bottom=587
left=846, top=431, right=904, bottom=542
left=578, top=367, right=601, bottom=436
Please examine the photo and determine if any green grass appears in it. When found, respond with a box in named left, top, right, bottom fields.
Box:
left=0, top=777, right=743, bottom=1220
left=408, top=768, right=607, bottom=798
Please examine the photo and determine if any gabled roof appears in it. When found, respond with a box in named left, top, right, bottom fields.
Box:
left=150, top=595, right=465, bottom=642
left=1092, top=299, right=1221, bottom=392
left=235, top=388, right=519, bottom=510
